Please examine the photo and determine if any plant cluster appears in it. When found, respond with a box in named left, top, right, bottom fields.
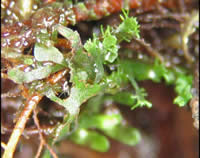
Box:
left=1, top=0, right=198, bottom=158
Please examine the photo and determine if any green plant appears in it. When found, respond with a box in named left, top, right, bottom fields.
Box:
left=2, top=4, right=197, bottom=157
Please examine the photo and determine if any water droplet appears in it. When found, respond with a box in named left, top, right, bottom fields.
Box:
left=172, top=57, right=181, bottom=64
left=138, top=54, right=143, bottom=59
left=6, top=9, right=12, bottom=16
left=33, top=4, right=38, bottom=10
left=105, top=52, right=111, bottom=61
left=24, top=66, right=31, bottom=72
left=9, top=1, right=15, bottom=8
left=148, top=70, right=156, bottom=79
left=15, top=41, right=21, bottom=47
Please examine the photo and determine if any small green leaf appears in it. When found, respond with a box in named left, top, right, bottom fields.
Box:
left=84, top=95, right=104, bottom=114
left=112, top=92, right=135, bottom=106
left=78, top=113, right=140, bottom=146
left=79, top=114, right=122, bottom=130
left=34, top=43, right=65, bottom=65
left=70, top=128, right=110, bottom=152
left=103, top=124, right=141, bottom=146
left=128, top=75, right=152, bottom=109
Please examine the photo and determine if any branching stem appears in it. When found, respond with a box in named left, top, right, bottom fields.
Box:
left=2, top=93, right=43, bottom=158
left=33, top=109, right=58, bottom=158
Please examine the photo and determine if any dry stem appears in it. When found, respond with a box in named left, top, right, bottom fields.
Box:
left=134, top=38, right=164, bottom=63
left=2, top=93, right=43, bottom=158
left=33, top=109, right=58, bottom=158
left=1, top=142, right=7, bottom=150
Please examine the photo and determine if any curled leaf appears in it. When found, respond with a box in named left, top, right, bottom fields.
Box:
left=8, top=64, right=64, bottom=84
left=34, top=43, right=65, bottom=65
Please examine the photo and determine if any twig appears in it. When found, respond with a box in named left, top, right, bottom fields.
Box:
left=2, top=94, right=43, bottom=158
left=1, top=91, right=21, bottom=98
left=1, top=142, right=7, bottom=150
left=33, top=109, right=58, bottom=158
left=47, top=69, right=68, bottom=84
left=190, top=97, right=199, bottom=130
left=35, top=141, right=44, bottom=158
left=1, top=121, right=57, bottom=136
left=33, top=109, right=45, bottom=158
left=178, top=0, right=186, bottom=13
left=181, top=11, right=199, bottom=63
left=133, top=38, right=164, bottom=63
left=1, top=72, right=9, bottom=79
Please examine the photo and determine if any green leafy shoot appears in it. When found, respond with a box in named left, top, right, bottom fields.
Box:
left=103, top=124, right=141, bottom=146
left=112, top=92, right=137, bottom=107
left=83, top=34, right=104, bottom=82
left=101, top=26, right=119, bottom=63
left=127, top=75, right=152, bottom=109
left=70, top=128, right=110, bottom=152
left=173, top=75, right=193, bottom=106
left=116, top=9, right=140, bottom=42
left=118, top=59, right=193, bottom=107
left=33, top=10, right=193, bottom=156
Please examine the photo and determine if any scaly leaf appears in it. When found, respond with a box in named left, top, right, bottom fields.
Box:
left=8, top=64, right=64, bottom=84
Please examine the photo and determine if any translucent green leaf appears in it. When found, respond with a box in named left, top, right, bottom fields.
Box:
left=56, top=24, right=82, bottom=50
left=79, top=114, right=122, bottom=130
left=78, top=113, right=140, bottom=146
left=51, top=114, right=76, bottom=142
left=8, top=64, right=64, bottom=84
left=112, top=92, right=136, bottom=106
left=119, top=60, right=155, bottom=81
left=70, top=128, right=110, bottom=152
left=103, top=124, right=141, bottom=146
left=34, top=43, right=65, bottom=65
left=84, top=95, right=104, bottom=114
